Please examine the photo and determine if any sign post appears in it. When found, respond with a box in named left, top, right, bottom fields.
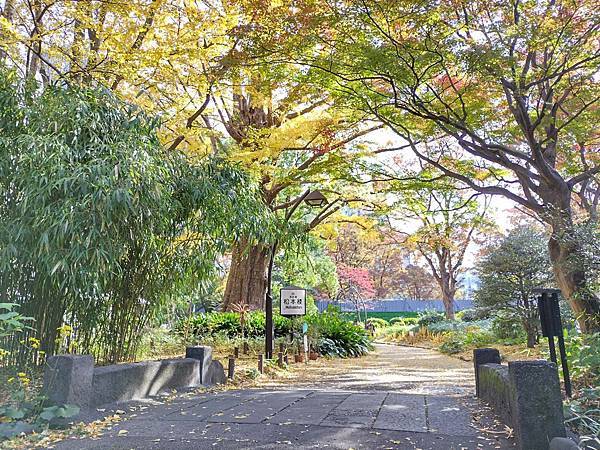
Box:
left=280, top=286, right=307, bottom=361
left=534, top=288, right=572, bottom=397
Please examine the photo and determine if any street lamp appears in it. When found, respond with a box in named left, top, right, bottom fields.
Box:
left=264, top=189, right=328, bottom=359
left=304, top=190, right=328, bottom=207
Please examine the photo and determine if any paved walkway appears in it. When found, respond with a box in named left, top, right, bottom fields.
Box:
left=55, top=344, right=513, bottom=449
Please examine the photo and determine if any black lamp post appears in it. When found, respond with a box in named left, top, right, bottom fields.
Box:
left=264, top=189, right=328, bottom=359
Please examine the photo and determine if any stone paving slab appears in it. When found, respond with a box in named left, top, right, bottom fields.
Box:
left=56, top=421, right=507, bottom=449
left=267, top=391, right=350, bottom=425
left=320, top=392, right=387, bottom=428
left=427, top=395, right=478, bottom=436
left=373, top=393, right=428, bottom=432
left=162, top=389, right=259, bottom=422
left=206, top=389, right=309, bottom=423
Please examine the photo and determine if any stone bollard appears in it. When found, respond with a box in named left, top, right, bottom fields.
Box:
left=44, top=355, right=94, bottom=410
left=234, top=347, right=239, bottom=359
left=509, top=360, right=566, bottom=450
left=549, top=437, right=579, bottom=450
left=258, top=354, right=264, bottom=374
left=186, top=346, right=212, bottom=385
left=243, top=342, right=249, bottom=355
left=228, top=356, right=235, bottom=380
left=277, top=352, right=283, bottom=368
left=473, top=348, right=501, bottom=397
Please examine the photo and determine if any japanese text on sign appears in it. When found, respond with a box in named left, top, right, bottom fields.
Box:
left=280, top=287, right=306, bottom=316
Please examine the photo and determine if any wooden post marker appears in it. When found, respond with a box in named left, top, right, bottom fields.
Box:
left=243, top=342, right=249, bottom=354
left=277, top=352, right=283, bottom=368
left=228, top=356, right=235, bottom=380
left=284, top=354, right=289, bottom=365
left=234, top=347, right=239, bottom=359
left=258, top=354, right=264, bottom=374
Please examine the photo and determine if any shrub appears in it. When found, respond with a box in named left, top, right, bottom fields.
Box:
left=417, top=311, right=445, bottom=327
left=390, top=317, right=419, bottom=326
left=439, top=335, right=464, bottom=354
left=308, top=306, right=372, bottom=358
left=176, top=311, right=293, bottom=340
left=564, top=333, right=600, bottom=447
left=461, top=328, right=496, bottom=347
left=491, top=311, right=524, bottom=340
left=456, top=308, right=492, bottom=322
left=366, top=318, right=388, bottom=329
left=427, top=319, right=493, bottom=334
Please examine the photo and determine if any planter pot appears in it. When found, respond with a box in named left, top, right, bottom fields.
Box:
left=309, top=352, right=318, bottom=361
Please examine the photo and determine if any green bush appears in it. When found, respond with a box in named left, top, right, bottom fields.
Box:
left=366, top=318, right=388, bottom=328
left=389, top=317, right=419, bottom=326
left=426, top=319, right=492, bottom=334
left=176, top=311, right=293, bottom=340
left=379, top=323, right=414, bottom=340
left=564, top=333, right=600, bottom=447
left=456, top=308, right=492, bottom=322
left=491, top=311, right=524, bottom=340
left=308, top=306, right=372, bottom=358
left=437, top=328, right=495, bottom=355
left=439, top=336, right=464, bottom=354
left=417, top=311, right=445, bottom=327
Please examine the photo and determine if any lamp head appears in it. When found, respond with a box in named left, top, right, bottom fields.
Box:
left=304, top=190, right=328, bottom=207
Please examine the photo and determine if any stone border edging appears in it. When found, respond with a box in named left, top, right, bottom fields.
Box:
left=473, top=348, right=571, bottom=450
left=43, top=346, right=225, bottom=410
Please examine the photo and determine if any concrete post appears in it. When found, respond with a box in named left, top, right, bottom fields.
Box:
left=43, top=355, right=94, bottom=410
left=509, top=360, right=566, bottom=450
left=473, top=348, right=501, bottom=396
left=185, top=346, right=212, bottom=385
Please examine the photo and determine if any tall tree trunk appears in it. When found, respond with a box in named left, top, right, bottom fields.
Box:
left=522, top=318, right=537, bottom=348
left=542, top=187, right=600, bottom=332
left=548, top=234, right=600, bottom=332
left=441, top=287, right=455, bottom=319
left=222, top=239, right=269, bottom=311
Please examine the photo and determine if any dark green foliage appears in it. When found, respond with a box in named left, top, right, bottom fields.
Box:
left=0, top=70, right=271, bottom=363
left=177, top=311, right=293, bottom=340
left=366, top=318, right=388, bottom=328
left=389, top=317, right=419, bottom=326
left=417, top=311, right=445, bottom=327
left=564, top=333, right=600, bottom=446
left=439, top=338, right=464, bottom=355
left=457, top=308, right=492, bottom=322
left=491, top=311, right=525, bottom=340
left=475, top=227, right=552, bottom=348
left=308, top=306, right=372, bottom=358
